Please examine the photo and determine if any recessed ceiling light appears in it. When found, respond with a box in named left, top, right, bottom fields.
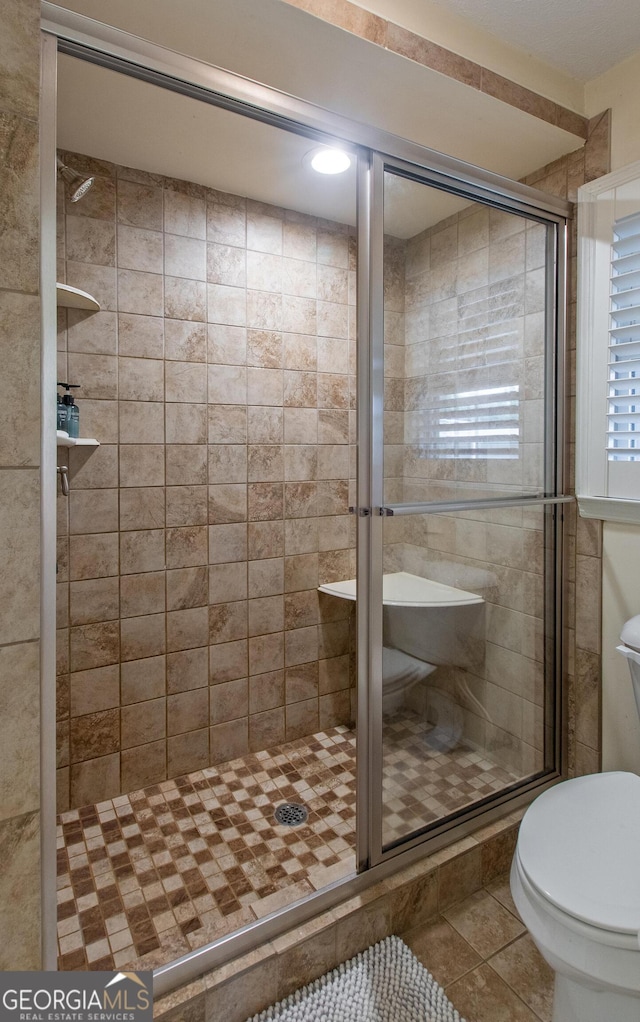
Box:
left=308, top=147, right=352, bottom=175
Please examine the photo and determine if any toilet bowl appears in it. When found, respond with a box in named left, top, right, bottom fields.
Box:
left=510, top=614, right=640, bottom=1022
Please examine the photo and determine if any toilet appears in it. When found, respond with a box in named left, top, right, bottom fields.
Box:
left=510, top=615, right=640, bottom=1022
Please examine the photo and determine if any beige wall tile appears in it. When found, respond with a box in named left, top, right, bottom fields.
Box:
left=167, top=646, right=209, bottom=693
left=70, top=665, right=120, bottom=717
left=248, top=557, right=283, bottom=598
left=117, top=180, right=163, bottom=230
left=167, top=406, right=208, bottom=446
left=0, top=642, right=39, bottom=821
left=68, top=532, right=118, bottom=581
left=167, top=688, right=209, bottom=737
left=165, top=276, right=207, bottom=322
left=70, top=708, right=119, bottom=761
left=167, top=525, right=208, bottom=568
left=0, top=811, right=41, bottom=969
left=167, top=728, right=209, bottom=775
left=120, top=613, right=166, bottom=661
left=68, top=445, right=118, bottom=490
left=120, top=529, right=165, bottom=574
left=210, top=639, right=248, bottom=684
left=0, top=114, right=39, bottom=293
left=247, top=406, right=283, bottom=444
left=167, top=565, right=208, bottom=611
left=120, top=571, right=166, bottom=618
left=119, top=487, right=165, bottom=531
left=118, top=356, right=164, bottom=402
left=121, top=698, right=166, bottom=749
left=246, top=482, right=282, bottom=523
left=69, top=576, right=119, bottom=624
left=165, top=190, right=206, bottom=240
left=118, top=313, right=164, bottom=359
left=71, top=753, right=120, bottom=806
left=210, top=678, right=248, bottom=725
left=117, top=224, right=163, bottom=273
left=119, top=401, right=164, bottom=443
left=167, top=485, right=208, bottom=528
left=207, top=199, right=246, bottom=247
left=209, top=718, right=249, bottom=764
left=248, top=521, right=284, bottom=559
left=209, top=562, right=247, bottom=604
left=0, top=470, right=39, bottom=645
left=121, top=740, right=166, bottom=790
left=249, top=707, right=285, bottom=751
left=208, top=404, right=247, bottom=444
left=285, top=698, right=319, bottom=741
left=208, top=324, right=247, bottom=364
left=167, top=606, right=209, bottom=652
left=69, top=488, right=119, bottom=535
left=209, top=523, right=247, bottom=564
left=121, top=655, right=166, bottom=705
left=249, top=670, right=284, bottom=713
left=0, top=292, right=39, bottom=465
left=165, top=319, right=207, bottom=362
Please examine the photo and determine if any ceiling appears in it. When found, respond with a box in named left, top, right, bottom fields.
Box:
left=428, top=0, right=640, bottom=81
left=55, top=0, right=584, bottom=238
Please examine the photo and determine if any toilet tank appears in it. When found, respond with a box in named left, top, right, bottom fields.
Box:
left=618, top=614, right=640, bottom=718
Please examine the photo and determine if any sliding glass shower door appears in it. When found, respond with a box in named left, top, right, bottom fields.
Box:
left=361, top=161, right=566, bottom=861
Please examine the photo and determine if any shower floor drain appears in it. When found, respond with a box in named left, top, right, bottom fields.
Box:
left=274, top=803, right=308, bottom=827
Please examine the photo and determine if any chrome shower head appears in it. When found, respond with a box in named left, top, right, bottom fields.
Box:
left=57, top=157, right=95, bottom=202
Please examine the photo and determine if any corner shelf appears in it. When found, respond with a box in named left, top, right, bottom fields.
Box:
left=56, top=430, right=100, bottom=448
left=318, top=571, right=483, bottom=608
left=56, top=283, right=101, bottom=312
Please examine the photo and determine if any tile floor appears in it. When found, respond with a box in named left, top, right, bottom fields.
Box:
left=403, top=875, right=555, bottom=1022
left=57, top=714, right=518, bottom=973
left=382, top=709, right=516, bottom=846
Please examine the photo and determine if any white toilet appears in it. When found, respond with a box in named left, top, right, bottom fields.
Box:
left=510, top=615, right=640, bottom=1022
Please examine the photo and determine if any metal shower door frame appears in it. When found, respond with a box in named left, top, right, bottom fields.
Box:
left=360, top=153, right=571, bottom=868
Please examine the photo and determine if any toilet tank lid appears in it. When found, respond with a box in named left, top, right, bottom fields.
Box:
left=621, top=614, right=640, bottom=651
left=517, top=772, right=640, bottom=934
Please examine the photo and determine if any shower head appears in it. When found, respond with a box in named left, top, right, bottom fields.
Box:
left=56, top=157, right=95, bottom=202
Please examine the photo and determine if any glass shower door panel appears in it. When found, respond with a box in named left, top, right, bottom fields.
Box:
left=382, top=172, right=550, bottom=509
left=380, top=505, right=554, bottom=851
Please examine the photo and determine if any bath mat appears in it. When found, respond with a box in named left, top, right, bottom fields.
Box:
left=247, top=934, right=466, bottom=1022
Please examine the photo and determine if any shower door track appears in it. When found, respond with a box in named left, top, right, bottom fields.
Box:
left=40, top=2, right=572, bottom=996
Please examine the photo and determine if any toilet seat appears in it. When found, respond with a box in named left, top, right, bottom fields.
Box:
left=517, top=772, right=640, bottom=937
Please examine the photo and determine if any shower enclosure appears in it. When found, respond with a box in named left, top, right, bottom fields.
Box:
left=42, top=4, right=571, bottom=992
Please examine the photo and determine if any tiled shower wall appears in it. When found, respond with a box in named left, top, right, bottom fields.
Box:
left=0, top=0, right=42, bottom=968
left=55, top=153, right=357, bottom=812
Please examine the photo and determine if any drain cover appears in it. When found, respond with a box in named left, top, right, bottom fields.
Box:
left=274, top=802, right=308, bottom=827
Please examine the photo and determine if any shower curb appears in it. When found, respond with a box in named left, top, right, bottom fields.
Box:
left=153, top=808, right=523, bottom=1022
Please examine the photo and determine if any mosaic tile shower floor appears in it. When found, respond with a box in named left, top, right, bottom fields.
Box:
left=57, top=715, right=516, bottom=972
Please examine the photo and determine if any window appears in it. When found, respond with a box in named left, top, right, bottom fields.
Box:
left=577, top=161, right=640, bottom=522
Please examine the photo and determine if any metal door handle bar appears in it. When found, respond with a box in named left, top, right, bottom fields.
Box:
left=379, top=494, right=574, bottom=516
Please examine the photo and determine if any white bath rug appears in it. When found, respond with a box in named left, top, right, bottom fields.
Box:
left=247, top=934, right=466, bottom=1022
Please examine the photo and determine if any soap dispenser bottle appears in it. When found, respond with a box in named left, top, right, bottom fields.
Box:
left=56, top=392, right=67, bottom=432
left=59, top=382, right=81, bottom=438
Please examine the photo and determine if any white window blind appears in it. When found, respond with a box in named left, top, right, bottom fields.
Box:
left=577, top=161, right=640, bottom=522
left=608, top=211, right=640, bottom=462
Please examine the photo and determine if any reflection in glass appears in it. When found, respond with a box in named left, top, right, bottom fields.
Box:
left=383, top=172, right=549, bottom=507
left=381, top=503, right=552, bottom=850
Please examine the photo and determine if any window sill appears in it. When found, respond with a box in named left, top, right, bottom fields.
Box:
left=577, top=494, right=640, bottom=525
